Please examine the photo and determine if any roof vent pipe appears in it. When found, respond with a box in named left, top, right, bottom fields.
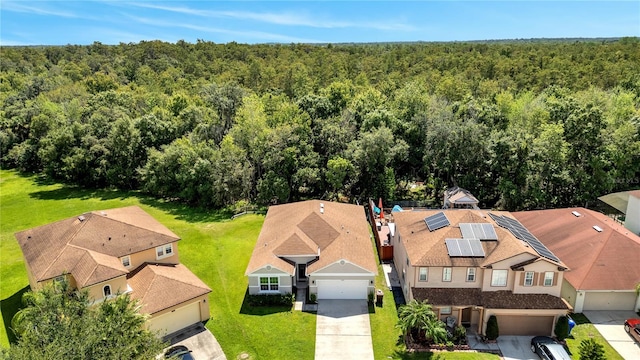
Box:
left=593, top=225, right=603, bottom=232
left=320, top=202, right=324, bottom=214
left=572, top=211, right=581, bottom=217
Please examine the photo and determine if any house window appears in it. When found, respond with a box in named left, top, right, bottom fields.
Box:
left=103, top=285, right=111, bottom=297
left=491, top=269, right=508, bottom=287
left=419, top=267, right=428, bottom=282
left=156, top=244, right=173, bottom=259
left=121, top=256, right=131, bottom=268
left=524, top=271, right=534, bottom=286
left=466, top=268, right=476, bottom=282
left=442, top=267, right=452, bottom=282
left=544, top=272, right=554, bottom=286
left=440, top=306, right=452, bottom=315
left=260, top=277, right=279, bottom=291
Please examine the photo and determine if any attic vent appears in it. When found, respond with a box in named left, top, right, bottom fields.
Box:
left=78, top=215, right=86, bottom=221
left=266, top=265, right=272, bottom=270
left=572, top=211, right=581, bottom=217
left=593, top=225, right=603, bottom=232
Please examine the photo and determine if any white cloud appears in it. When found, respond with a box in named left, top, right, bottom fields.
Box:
left=125, top=2, right=416, bottom=31
left=1, top=1, right=78, bottom=18
left=123, top=14, right=324, bottom=43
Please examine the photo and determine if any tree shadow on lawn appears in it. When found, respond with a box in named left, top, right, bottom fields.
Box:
left=27, top=181, right=232, bottom=223
left=238, top=290, right=294, bottom=316
left=1, top=285, right=29, bottom=345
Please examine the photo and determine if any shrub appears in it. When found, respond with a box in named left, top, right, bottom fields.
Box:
left=554, top=315, right=569, bottom=341
left=578, top=338, right=605, bottom=360
left=309, top=293, right=317, bottom=304
left=247, top=293, right=294, bottom=307
left=486, top=315, right=499, bottom=340
left=368, top=291, right=375, bottom=303
left=453, top=324, right=467, bottom=343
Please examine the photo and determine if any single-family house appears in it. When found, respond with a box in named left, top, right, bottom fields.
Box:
left=514, top=207, right=640, bottom=312
left=15, top=206, right=211, bottom=337
left=392, top=209, right=571, bottom=336
left=245, top=200, right=377, bottom=300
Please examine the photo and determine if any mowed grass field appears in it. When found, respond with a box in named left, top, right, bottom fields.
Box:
left=0, top=170, right=503, bottom=359
left=0, top=170, right=317, bottom=359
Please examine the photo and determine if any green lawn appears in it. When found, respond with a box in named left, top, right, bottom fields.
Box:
left=0, top=170, right=316, bottom=359
left=565, top=313, right=624, bottom=360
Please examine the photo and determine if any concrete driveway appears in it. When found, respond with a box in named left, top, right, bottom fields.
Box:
left=163, top=323, right=226, bottom=360
left=498, top=336, right=538, bottom=360
left=584, top=310, right=640, bottom=360
left=315, top=300, right=374, bottom=360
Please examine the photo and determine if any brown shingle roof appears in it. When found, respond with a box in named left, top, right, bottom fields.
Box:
left=412, top=288, right=570, bottom=310
left=15, top=206, right=180, bottom=284
left=128, top=263, right=211, bottom=314
left=514, top=207, right=640, bottom=291
left=393, top=209, right=555, bottom=268
left=245, top=200, right=377, bottom=275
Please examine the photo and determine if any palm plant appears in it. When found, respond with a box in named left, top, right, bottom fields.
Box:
left=396, top=299, right=446, bottom=344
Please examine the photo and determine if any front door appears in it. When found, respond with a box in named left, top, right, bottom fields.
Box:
left=462, top=307, right=472, bottom=325
left=297, top=264, right=307, bottom=282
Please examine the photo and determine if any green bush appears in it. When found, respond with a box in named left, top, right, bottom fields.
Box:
left=247, top=293, right=294, bottom=307
left=486, top=315, right=499, bottom=340
left=555, top=315, right=569, bottom=341
left=309, top=293, right=317, bottom=304
left=453, top=325, right=467, bottom=343
left=578, top=338, right=605, bottom=360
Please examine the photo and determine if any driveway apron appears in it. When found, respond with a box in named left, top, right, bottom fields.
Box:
left=315, top=300, right=374, bottom=360
left=584, top=310, right=640, bottom=360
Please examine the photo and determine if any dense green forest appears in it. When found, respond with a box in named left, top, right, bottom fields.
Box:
left=1, top=39, right=639, bottom=210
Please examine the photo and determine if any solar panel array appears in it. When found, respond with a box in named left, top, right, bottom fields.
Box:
left=460, top=223, right=498, bottom=240
left=424, top=212, right=450, bottom=231
left=488, top=213, right=560, bottom=263
left=445, top=238, right=485, bottom=257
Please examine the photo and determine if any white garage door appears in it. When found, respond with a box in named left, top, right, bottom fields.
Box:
left=583, top=292, right=637, bottom=311
left=317, top=279, right=369, bottom=299
left=148, top=301, right=201, bottom=336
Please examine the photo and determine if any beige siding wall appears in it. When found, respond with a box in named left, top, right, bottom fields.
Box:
left=127, top=242, right=180, bottom=269
left=561, top=280, right=578, bottom=309
left=481, top=254, right=533, bottom=292
left=413, top=266, right=482, bottom=288
left=313, top=261, right=371, bottom=274
left=512, top=261, right=563, bottom=296
left=85, top=276, right=128, bottom=302
left=392, top=234, right=414, bottom=300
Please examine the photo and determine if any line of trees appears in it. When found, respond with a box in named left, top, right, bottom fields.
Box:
left=1, top=39, right=639, bottom=210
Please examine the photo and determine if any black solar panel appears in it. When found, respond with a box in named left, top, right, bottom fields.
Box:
left=445, top=238, right=485, bottom=257
left=488, top=213, right=560, bottom=263
left=459, top=223, right=498, bottom=240
left=424, top=212, right=450, bottom=231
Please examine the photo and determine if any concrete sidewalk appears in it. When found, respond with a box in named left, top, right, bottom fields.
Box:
left=315, top=300, right=374, bottom=360
left=584, top=310, right=640, bottom=360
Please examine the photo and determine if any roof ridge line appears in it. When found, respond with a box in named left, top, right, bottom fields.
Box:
left=90, top=211, right=181, bottom=241
left=38, top=216, right=89, bottom=279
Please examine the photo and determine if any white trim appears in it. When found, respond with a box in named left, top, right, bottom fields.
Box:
left=418, top=267, right=428, bottom=282
left=543, top=271, right=554, bottom=286
left=247, top=264, right=292, bottom=275
left=466, top=267, right=476, bottom=282
left=442, top=267, right=452, bottom=282
left=259, top=276, right=280, bottom=293
left=524, top=271, right=534, bottom=286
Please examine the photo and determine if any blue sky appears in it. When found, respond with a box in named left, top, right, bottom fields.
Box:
left=1, top=1, right=639, bottom=45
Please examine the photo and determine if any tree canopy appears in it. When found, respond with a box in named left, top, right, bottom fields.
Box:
left=1, top=39, right=639, bottom=210
left=1, top=281, right=165, bottom=360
